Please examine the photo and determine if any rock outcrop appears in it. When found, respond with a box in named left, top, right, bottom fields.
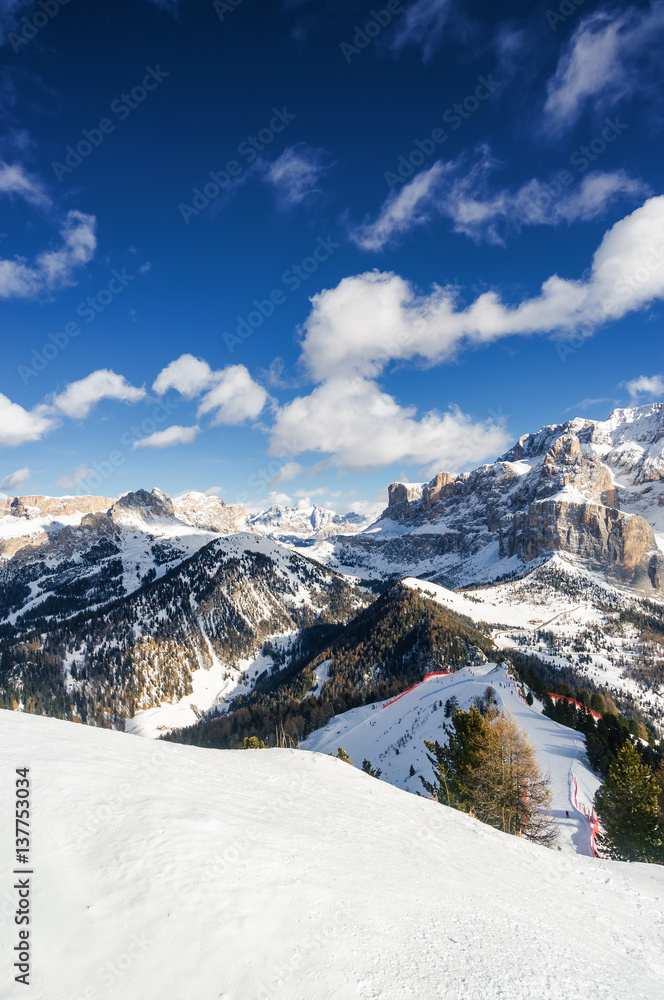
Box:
left=341, top=404, right=664, bottom=592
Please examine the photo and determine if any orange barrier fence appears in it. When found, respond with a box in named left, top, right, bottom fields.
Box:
left=382, top=672, right=452, bottom=709
left=509, top=677, right=529, bottom=705
left=548, top=693, right=603, bottom=720
left=569, top=768, right=599, bottom=857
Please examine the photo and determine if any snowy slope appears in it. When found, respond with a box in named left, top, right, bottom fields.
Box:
left=1, top=709, right=663, bottom=1000
left=302, top=662, right=601, bottom=857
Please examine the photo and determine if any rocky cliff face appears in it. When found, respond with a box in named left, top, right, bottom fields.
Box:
left=332, top=404, right=664, bottom=592
left=499, top=501, right=662, bottom=589
left=172, top=492, right=249, bottom=534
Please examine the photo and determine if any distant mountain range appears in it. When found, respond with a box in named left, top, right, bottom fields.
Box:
left=2, top=403, right=664, bottom=742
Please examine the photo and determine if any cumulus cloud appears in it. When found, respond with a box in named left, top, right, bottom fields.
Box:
left=0, top=209, right=96, bottom=299
left=153, top=355, right=268, bottom=431
left=266, top=196, right=664, bottom=474
left=0, top=393, right=54, bottom=447
left=351, top=148, right=647, bottom=249
left=391, top=0, right=455, bottom=61
left=310, top=197, right=664, bottom=381
left=197, top=365, right=269, bottom=425
left=269, top=378, right=509, bottom=474
left=55, top=464, right=96, bottom=491
left=133, top=425, right=200, bottom=449
left=544, top=4, right=664, bottom=134
left=0, top=161, right=50, bottom=209
left=265, top=144, right=329, bottom=209
left=51, top=370, right=146, bottom=420
left=0, top=466, right=31, bottom=491
left=152, top=354, right=215, bottom=398
left=624, top=374, right=664, bottom=400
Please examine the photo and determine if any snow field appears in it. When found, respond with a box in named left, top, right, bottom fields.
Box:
left=1, top=709, right=663, bottom=1000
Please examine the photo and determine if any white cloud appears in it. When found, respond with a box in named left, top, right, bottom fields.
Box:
left=197, top=365, right=268, bottom=425
left=133, top=425, right=200, bottom=449
left=0, top=161, right=50, bottom=209
left=352, top=148, right=647, bottom=249
left=0, top=209, right=96, bottom=299
left=153, top=354, right=215, bottom=398
left=267, top=461, right=303, bottom=488
left=544, top=4, right=664, bottom=134
left=305, top=196, right=664, bottom=381
left=391, top=0, right=454, bottom=61
left=268, top=196, right=664, bottom=474
left=352, top=161, right=450, bottom=251
left=269, top=377, right=510, bottom=474
left=564, top=397, right=615, bottom=413
left=0, top=466, right=31, bottom=490
left=55, top=464, right=95, bottom=491
left=624, top=374, right=664, bottom=400
left=292, top=487, right=336, bottom=500
left=51, top=370, right=146, bottom=420
left=265, top=144, right=328, bottom=209
left=0, top=393, right=54, bottom=446
left=242, top=490, right=294, bottom=515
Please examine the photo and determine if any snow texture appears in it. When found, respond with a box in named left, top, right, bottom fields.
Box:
left=1, top=709, right=663, bottom=999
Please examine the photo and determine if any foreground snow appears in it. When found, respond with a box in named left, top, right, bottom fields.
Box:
left=1, top=710, right=663, bottom=999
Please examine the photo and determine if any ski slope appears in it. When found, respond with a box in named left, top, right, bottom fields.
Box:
left=1, top=710, right=663, bottom=999
left=302, top=663, right=601, bottom=856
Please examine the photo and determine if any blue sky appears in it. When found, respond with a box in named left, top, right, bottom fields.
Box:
left=1, top=0, right=664, bottom=515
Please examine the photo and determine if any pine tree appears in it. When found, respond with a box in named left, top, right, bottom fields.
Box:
left=595, top=742, right=662, bottom=862
left=331, top=746, right=352, bottom=765
left=444, top=695, right=459, bottom=718
left=362, top=759, right=382, bottom=778
left=421, top=705, right=488, bottom=810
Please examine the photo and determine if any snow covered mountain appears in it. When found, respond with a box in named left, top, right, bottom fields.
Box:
left=0, top=490, right=370, bottom=631
left=248, top=502, right=372, bottom=540
left=0, top=531, right=365, bottom=732
left=318, top=404, right=664, bottom=594
left=2, top=708, right=663, bottom=999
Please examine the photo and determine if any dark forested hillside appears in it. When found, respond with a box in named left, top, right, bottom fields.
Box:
left=0, top=535, right=367, bottom=728
left=165, top=582, right=497, bottom=749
